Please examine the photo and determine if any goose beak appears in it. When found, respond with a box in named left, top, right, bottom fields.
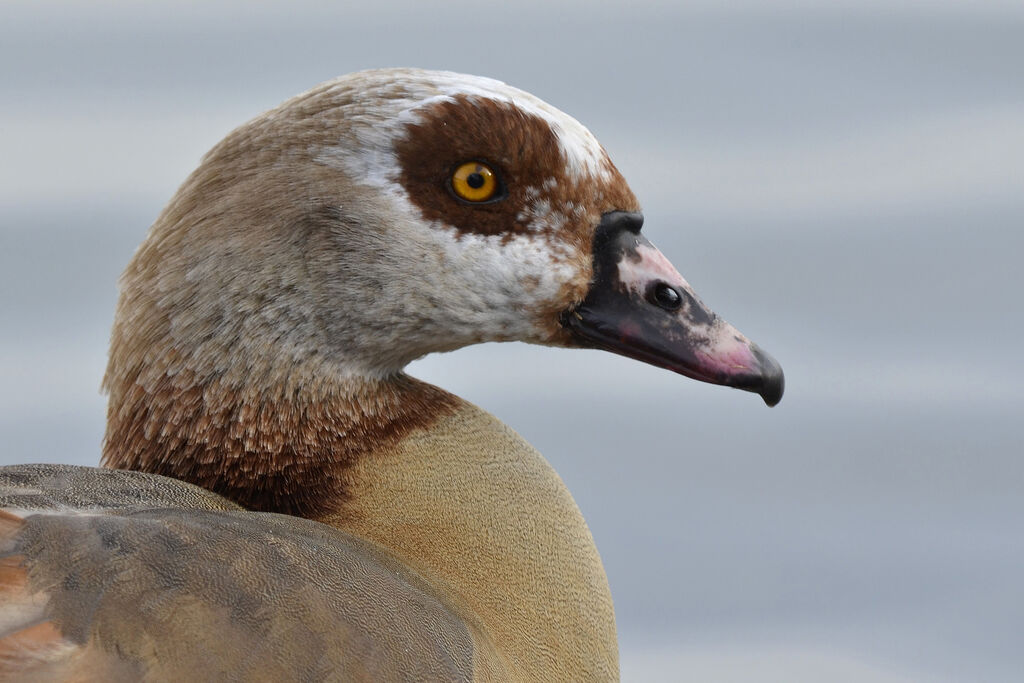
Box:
left=561, top=211, right=784, bottom=406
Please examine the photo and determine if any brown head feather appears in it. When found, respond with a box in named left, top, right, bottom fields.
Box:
left=103, top=366, right=458, bottom=516
left=397, top=94, right=638, bottom=243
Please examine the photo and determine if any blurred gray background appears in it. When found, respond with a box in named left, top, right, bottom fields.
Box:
left=2, top=1, right=1022, bottom=680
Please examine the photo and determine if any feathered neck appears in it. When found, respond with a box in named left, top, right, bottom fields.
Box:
left=102, top=345, right=458, bottom=516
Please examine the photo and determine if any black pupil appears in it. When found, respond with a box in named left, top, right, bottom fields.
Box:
left=466, top=172, right=485, bottom=189
left=653, top=283, right=682, bottom=310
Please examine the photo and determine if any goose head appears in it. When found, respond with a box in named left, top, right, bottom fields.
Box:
left=111, top=68, right=782, bottom=406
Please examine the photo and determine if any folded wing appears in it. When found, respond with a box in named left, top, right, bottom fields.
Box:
left=0, top=465, right=476, bottom=682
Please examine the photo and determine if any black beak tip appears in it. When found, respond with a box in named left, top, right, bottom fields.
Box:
left=752, top=345, right=785, bottom=407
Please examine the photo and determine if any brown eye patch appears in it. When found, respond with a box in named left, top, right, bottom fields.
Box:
left=394, top=94, right=638, bottom=242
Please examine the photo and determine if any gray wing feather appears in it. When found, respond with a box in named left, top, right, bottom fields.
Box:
left=0, top=465, right=475, bottom=682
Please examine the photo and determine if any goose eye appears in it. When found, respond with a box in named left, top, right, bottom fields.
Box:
left=450, top=161, right=502, bottom=203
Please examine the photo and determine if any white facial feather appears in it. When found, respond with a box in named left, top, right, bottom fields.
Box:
left=304, top=69, right=604, bottom=371
left=322, top=185, right=577, bottom=373
left=314, top=68, right=613, bottom=189
left=162, top=69, right=609, bottom=380
left=396, top=71, right=613, bottom=182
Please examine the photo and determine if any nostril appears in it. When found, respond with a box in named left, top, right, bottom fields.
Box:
left=648, top=282, right=683, bottom=311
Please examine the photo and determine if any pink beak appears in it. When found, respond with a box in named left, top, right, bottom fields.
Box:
left=561, top=212, right=784, bottom=406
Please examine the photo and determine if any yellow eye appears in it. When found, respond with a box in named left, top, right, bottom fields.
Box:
left=450, top=161, right=501, bottom=203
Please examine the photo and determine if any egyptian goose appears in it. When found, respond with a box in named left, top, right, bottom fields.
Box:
left=0, top=69, right=783, bottom=681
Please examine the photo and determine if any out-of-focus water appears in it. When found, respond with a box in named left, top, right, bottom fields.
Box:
left=2, top=2, right=1022, bottom=680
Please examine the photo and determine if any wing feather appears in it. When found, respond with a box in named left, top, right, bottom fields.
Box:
left=0, top=465, right=476, bottom=682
